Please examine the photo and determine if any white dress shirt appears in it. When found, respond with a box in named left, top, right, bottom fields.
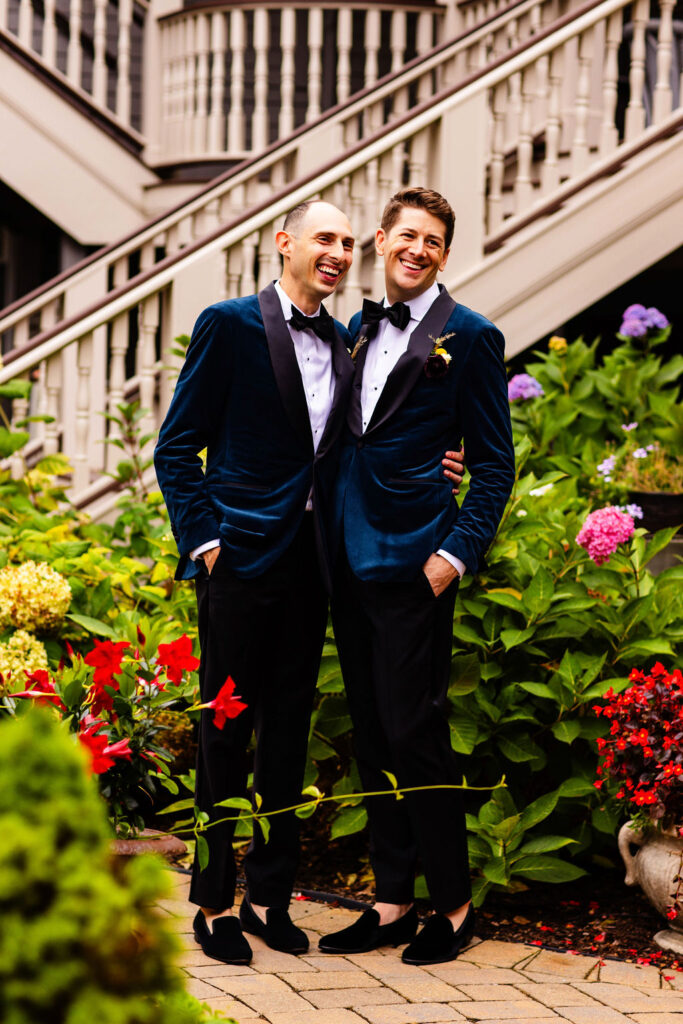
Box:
left=191, top=282, right=336, bottom=561
left=360, top=282, right=466, bottom=580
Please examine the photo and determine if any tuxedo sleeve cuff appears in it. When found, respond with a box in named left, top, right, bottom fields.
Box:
left=437, top=549, right=466, bottom=578
left=190, top=539, right=220, bottom=561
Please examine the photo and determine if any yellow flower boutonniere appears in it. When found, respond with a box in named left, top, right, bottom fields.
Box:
left=424, top=333, right=455, bottom=378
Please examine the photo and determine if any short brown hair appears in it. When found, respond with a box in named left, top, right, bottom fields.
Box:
left=380, top=187, right=455, bottom=250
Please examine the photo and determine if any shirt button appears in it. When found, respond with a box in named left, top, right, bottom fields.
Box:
left=374, top=386, right=378, bottom=390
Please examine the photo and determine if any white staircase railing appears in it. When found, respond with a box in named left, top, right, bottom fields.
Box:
left=2, top=0, right=680, bottom=510
left=0, top=0, right=561, bottom=353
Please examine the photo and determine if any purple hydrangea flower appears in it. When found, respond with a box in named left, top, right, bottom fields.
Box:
left=622, top=304, right=649, bottom=321
left=633, top=448, right=648, bottom=459
left=621, top=422, right=638, bottom=432
left=645, top=307, right=669, bottom=330
left=620, top=317, right=648, bottom=338
left=508, top=373, right=544, bottom=401
left=626, top=503, right=644, bottom=520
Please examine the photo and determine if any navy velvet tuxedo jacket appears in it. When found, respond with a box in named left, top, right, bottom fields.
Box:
left=154, top=282, right=354, bottom=586
left=333, top=287, right=515, bottom=581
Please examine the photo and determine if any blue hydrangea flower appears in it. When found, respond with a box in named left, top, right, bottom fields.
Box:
left=633, top=448, right=648, bottom=459
left=620, top=317, right=648, bottom=338
left=645, top=307, right=669, bottom=330
left=626, top=504, right=644, bottom=520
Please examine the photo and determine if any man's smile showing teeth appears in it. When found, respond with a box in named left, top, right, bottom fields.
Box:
left=399, top=259, right=424, bottom=271
left=317, top=263, right=341, bottom=279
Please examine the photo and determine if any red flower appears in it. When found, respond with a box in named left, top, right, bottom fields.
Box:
left=667, top=907, right=678, bottom=920
left=84, top=640, right=129, bottom=686
left=156, top=634, right=200, bottom=685
left=205, top=677, right=248, bottom=729
left=12, top=670, right=65, bottom=711
left=78, top=719, right=133, bottom=774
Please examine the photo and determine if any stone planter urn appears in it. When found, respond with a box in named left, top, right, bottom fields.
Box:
left=111, top=828, right=188, bottom=864
left=618, top=821, right=683, bottom=953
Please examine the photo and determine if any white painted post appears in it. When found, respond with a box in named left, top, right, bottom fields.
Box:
left=67, top=0, right=82, bottom=88
left=625, top=0, right=649, bottom=140
left=92, top=0, right=108, bottom=106
left=227, top=9, right=245, bottom=151
left=307, top=8, right=323, bottom=120
left=116, top=0, right=132, bottom=124
left=252, top=7, right=269, bottom=151
left=653, top=0, right=675, bottom=123
left=280, top=8, right=296, bottom=137
left=337, top=6, right=353, bottom=104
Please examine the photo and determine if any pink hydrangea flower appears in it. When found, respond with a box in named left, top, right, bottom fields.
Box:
left=576, top=506, right=635, bottom=566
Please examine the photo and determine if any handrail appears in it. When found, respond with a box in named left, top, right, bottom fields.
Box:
left=0, top=0, right=543, bottom=326
left=0, top=0, right=644, bottom=379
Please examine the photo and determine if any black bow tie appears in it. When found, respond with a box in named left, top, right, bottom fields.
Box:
left=289, top=306, right=336, bottom=343
left=362, top=299, right=411, bottom=332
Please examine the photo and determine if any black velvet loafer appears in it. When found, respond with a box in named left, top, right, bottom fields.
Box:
left=239, top=896, right=309, bottom=954
left=193, top=909, right=252, bottom=965
left=402, top=904, right=476, bottom=965
left=319, top=906, right=418, bottom=954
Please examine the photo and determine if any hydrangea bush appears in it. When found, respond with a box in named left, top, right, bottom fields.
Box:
left=0, top=560, right=71, bottom=631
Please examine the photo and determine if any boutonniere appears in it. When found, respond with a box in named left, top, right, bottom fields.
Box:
left=424, top=333, right=455, bottom=379
left=350, top=335, right=368, bottom=362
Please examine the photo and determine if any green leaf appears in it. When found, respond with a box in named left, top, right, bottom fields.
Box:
left=448, top=653, right=481, bottom=696
left=66, top=613, right=116, bottom=638
left=214, top=796, right=253, bottom=811
left=518, top=790, right=559, bottom=830
left=452, top=621, right=487, bottom=647
left=642, top=527, right=680, bottom=567
left=482, top=858, right=510, bottom=885
left=255, top=815, right=271, bottom=843
left=485, top=588, right=524, bottom=610
left=470, top=876, right=491, bottom=907
left=619, top=638, right=674, bottom=660
left=0, top=379, right=32, bottom=399
left=551, top=720, right=581, bottom=744
left=331, top=805, right=368, bottom=839
left=512, top=835, right=576, bottom=857
left=196, top=834, right=209, bottom=871
left=414, top=874, right=429, bottom=900
left=0, top=428, right=30, bottom=457
left=500, top=627, right=535, bottom=651
left=518, top=681, right=557, bottom=700
left=522, top=567, right=554, bottom=617
left=558, top=777, right=597, bottom=798
left=157, top=798, right=195, bottom=815
left=513, top=855, right=587, bottom=882
left=498, top=733, right=543, bottom=763
left=449, top=717, right=479, bottom=754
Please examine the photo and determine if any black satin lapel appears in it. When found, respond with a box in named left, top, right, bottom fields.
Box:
left=366, top=288, right=457, bottom=435
left=258, top=282, right=313, bottom=451
left=317, top=327, right=355, bottom=456
left=346, top=333, right=370, bottom=437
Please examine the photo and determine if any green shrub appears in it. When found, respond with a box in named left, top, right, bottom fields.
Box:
left=0, top=711, right=229, bottom=1024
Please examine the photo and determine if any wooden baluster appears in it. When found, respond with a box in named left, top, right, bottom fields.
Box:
left=9, top=383, right=29, bottom=479
left=307, top=9, right=323, bottom=121
left=107, top=309, right=129, bottom=472
left=390, top=11, right=407, bottom=74
left=92, top=0, right=108, bottom=105
left=653, top=0, right=675, bottom=123
left=226, top=245, right=241, bottom=299
left=183, top=17, right=196, bottom=156
left=160, top=23, right=171, bottom=155
left=116, top=0, right=132, bottom=123
left=240, top=234, right=258, bottom=296
left=67, top=0, right=82, bottom=87
left=337, top=6, right=352, bottom=104
left=571, top=28, right=593, bottom=176
left=343, top=173, right=364, bottom=321
left=194, top=14, right=210, bottom=153
left=168, top=21, right=181, bottom=155
left=73, top=334, right=92, bottom=493
left=506, top=20, right=522, bottom=147
left=279, top=8, right=296, bottom=137
left=227, top=9, right=244, bottom=151
left=18, top=0, right=31, bottom=47
left=488, top=81, right=507, bottom=232
left=44, top=355, right=62, bottom=456
left=138, top=297, right=159, bottom=450
left=625, top=0, right=649, bottom=141
left=257, top=226, right=279, bottom=292
left=416, top=13, right=433, bottom=104
left=34, top=359, right=49, bottom=448
left=408, top=127, right=429, bottom=186
left=391, top=140, right=406, bottom=193
left=252, top=7, right=269, bottom=150
left=0, top=0, right=7, bottom=31
left=43, top=0, right=58, bottom=66
left=207, top=12, right=226, bottom=152
left=514, top=66, right=535, bottom=213
left=365, top=158, right=384, bottom=299
left=140, top=241, right=155, bottom=272
left=542, top=47, right=563, bottom=194
left=600, top=12, right=622, bottom=155
left=364, top=9, right=380, bottom=88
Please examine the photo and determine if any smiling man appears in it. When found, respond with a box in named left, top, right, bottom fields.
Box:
left=320, top=188, right=515, bottom=965
left=154, top=201, right=357, bottom=965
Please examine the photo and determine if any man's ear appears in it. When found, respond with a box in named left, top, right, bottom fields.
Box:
left=439, top=247, right=451, bottom=273
left=375, top=227, right=386, bottom=257
left=275, top=230, right=291, bottom=258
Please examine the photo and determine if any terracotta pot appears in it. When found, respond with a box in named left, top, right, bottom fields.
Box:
left=618, top=821, right=683, bottom=953
left=628, top=491, right=683, bottom=534
left=111, top=827, right=188, bottom=864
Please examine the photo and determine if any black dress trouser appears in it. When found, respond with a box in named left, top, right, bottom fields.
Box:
left=189, top=515, right=327, bottom=911
left=331, top=551, right=471, bottom=914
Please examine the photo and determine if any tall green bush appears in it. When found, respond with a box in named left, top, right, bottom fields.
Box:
left=0, top=710, right=227, bottom=1024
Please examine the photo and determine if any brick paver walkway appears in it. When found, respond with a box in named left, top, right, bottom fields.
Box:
left=160, top=872, right=683, bottom=1024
